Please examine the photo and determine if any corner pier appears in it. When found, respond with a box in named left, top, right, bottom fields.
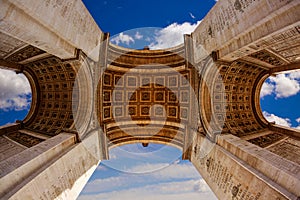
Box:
left=0, top=0, right=300, bottom=199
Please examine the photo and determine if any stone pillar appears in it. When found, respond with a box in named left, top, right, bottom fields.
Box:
left=0, top=131, right=102, bottom=200
left=191, top=133, right=300, bottom=199
left=192, top=0, right=300, bottom=62
left=0, top=0, right=103, bottom=60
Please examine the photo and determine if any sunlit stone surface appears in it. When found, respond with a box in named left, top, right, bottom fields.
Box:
left=0, top=0, right=300, bottom=199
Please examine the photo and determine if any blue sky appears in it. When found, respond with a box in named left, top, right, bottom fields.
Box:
left=0, top=0, right=300, bottom=199
left=82, top=0, right=216, bottom=36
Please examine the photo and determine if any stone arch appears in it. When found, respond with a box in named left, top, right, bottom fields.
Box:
left=97, top=43, right=194, bottom=151
left=199, top=57, right=271, bottom=139
left=71, top=53, right=95, bottom=139
left=22, top=56, right=79, bottom=137
left=198, top=56, right=224, bottom=140
left=11, top=69, right=36, bottom=125
left=252, top=72, right=270, bottom=127
left=107, top=136, right=183, bottom=151
left=254, top=68, right=300, bottom=128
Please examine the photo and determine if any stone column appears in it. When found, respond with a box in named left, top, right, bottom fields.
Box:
left=0, top=131, right=102, bottom=200
left=191, top=133, right=300, bottom=199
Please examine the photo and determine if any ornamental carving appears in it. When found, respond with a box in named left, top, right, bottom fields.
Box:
left=5, top=131, right=44, bottom=147
left=249, top=50, right=286, bottom=66
left=7, top=45, right=45, bottom=63
left=248, top=133, right=285, bottom=148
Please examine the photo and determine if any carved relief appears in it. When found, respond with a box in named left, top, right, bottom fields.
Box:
left=141, top=77, right=151, bottom=86
left=249, top=50, right=286, bottom=66
left=103, top=107, right=111, bottom=118
left=168, top=76, right=178, bottom=87
left=168, top=107, right=177, bottom=118
left=247, top=133, right=285, bottom=148
left=155, top=106, right=164, bottom=116
left=155, top=91, right=165, bottom=102
left=114, top=107, right=123, bottom=117
left=203, top=155, right=261, bottom=200
left=103, top=73, right=111, bottom=86
left=180, top=91, right=189, bottom=103
left=128, top=106, right=137, bottom=116
left=234, top=0, right=243, bottom=13
left=101, top=46, right=192, bottom=147
left=103, top=91, right=111, bottom=102
left=102, top=69, right=190, bottom=125
left=0, top=32, right=26, bottom=59
left=154, top=77, right=165, bottom=86
left=114, top=91, right=123, bottom=102
left=192, top=144, right=264, bottom=200
left=7, top=45, right=45, bottom=63
left=194, top=0, right=258, bottom=46
left=204, top=61, right=265, bottom=137
left=180, top=108, right=188, bottom=119
left=25, top=57, right=77, bottom=136
left=267, top=138, right=300, bottom=165
left=141, top=106, right=150, bottom=116
left=5, top=131, right=44, bottom=147
left=168, top=91, right=177, bottom=102
left=141, top=91, right=151, bottom=102
left=128, top=91, right=137, bottom=101
left=127, top=77, right=137, bottom=87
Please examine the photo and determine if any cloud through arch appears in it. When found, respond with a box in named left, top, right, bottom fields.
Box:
left=0, top=69, right=31, bottom=111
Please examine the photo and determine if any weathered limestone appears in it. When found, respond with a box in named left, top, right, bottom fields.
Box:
left=191, top=133, right=299, bottom=199
left=0, top=0, right=103, bottom=60
left=0, top=131, right=101, bottom=200
left=192, top=0, right=300, bottom=62
left=0, top=0, right=299, bottom=199
left=0, top=133, right=76, bottom=198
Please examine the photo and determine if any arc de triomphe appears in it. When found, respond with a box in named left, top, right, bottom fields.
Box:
left=0, top=0, right=300, bottom=199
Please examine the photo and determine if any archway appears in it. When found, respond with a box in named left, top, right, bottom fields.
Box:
left=259, top=70, right=300, bottom=129
left=79, top=143, right=217, bottom=199
left=0, top=68, right=35, bottom=160
left=0, top=68, right=32, bottom=125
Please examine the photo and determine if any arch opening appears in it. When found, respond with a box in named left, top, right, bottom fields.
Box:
left=259, top=69, right=300, bottom=129
left=104, top=142, right=183, bottom=173
left=0, top=68, right=32, bottom=126
left=98, top=41, right=196, bottom=154
left=79, top=143, right=217, bottom=199
left=109, top=27, right=191, bottom=50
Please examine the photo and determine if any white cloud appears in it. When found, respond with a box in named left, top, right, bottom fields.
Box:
left=134, top=31, right=143, bottom=40
left=296, top=118, right=300, bottom=130
left=260, top=82, right=274, bottom=98
left=269, top=71, right=300, bottom=98
left=79, top=179, right=216, bottom=200
left=152, top=162, right=200, bottom=179
left=189, top=12, right=196, bottom=19
left=287, top=70, right=300, bottom=79
left=80, top=162, right=213, bottom=196
left=126, top=162, right=200, bottom=178
left=260, top=70, right=300, bottom=98
left=100, top=143, right=182, bottom=173
left=263, top=111, right=291, bottom=127
left=149, top=21, right=201, bottom=49
left=111, top=32, right=135, bottom=45
left=126, top=163, right=169, bottom=173
left=0, top=69, right=31, bottom=111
